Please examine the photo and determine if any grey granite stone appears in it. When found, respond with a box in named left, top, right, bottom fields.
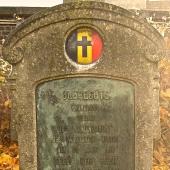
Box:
left=2, top=1, right=165, bottom=170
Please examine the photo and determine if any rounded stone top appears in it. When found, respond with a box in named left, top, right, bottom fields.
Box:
left=63, top=0, right=114, bottom=4
left=2, top=1, right=165, bottom=64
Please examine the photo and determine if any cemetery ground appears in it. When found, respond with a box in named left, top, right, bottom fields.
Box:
left=0, top=59, right=169, bottom=170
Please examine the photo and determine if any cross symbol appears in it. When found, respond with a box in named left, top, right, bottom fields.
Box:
left=77, top=36, right=92, bottom=57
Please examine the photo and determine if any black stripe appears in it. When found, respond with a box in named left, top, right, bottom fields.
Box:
left=65, top=31, right=77, bottom=62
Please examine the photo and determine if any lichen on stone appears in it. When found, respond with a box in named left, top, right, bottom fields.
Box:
left=0, top=58, right=12, bottom=81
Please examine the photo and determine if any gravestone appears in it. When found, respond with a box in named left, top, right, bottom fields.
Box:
left=2, top=0, right=164, bottom=170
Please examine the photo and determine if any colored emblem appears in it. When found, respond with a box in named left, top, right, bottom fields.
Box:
left=65, top=28, right=103, bottom=65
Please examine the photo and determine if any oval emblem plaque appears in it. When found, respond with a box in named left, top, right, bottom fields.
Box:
left=65, top=28, right=103, bottom=65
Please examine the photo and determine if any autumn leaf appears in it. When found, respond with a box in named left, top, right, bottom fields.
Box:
left=0, top=76, right=5, bottom=83
left=4, top=100, right=12, bottom=109
left=0, top=143, right=19, bottom=170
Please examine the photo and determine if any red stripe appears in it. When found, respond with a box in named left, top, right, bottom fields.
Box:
left=92, top=32, right=103, bottom=62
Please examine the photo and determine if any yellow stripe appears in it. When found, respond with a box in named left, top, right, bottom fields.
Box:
left=77, top=29, right=92, bottom=64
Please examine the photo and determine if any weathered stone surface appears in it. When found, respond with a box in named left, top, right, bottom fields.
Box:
left=2, top=1, right=164, bottom=170
left=64, top=0, right=115, bottom=4
left=37, top=78, right=135, bottom=170
left=63, top=0, right=146, bottom=9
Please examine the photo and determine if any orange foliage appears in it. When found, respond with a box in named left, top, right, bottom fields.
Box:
left=0, top=79, right=18, bottom=170
left=153, top=59, right=170, bottom=170
left=0, top=143, right=19, bottom=170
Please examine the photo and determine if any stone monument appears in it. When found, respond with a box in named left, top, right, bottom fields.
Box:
left=64, top=0, right=146, bottom=9
left=2, top=0, right=164, bottom=170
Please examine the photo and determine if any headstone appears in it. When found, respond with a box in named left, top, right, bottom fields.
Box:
left=2, top=1, right=164, bottom=170
left=63, top=0, right=146, bottom=9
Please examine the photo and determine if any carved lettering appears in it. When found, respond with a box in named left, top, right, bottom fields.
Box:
left=37, top=78, right=134, bottom=170
left=56, top=146, right=67, bottom=153
left=102, top=136, right=118, bottom=143
left=73, top=124, right=113, bottom=133
left=100, top=156, right=119, bottom=165
left=80, top=158, right=95, bottom=165
left=104, top=145, right=118, bottom=154
left=63, top=90, right=111, bottom=101
left=71, top=104, right=98, bottom=112
left=65, top=135, right=96, bottom=143
left=56, top=156, right=72, bottom=165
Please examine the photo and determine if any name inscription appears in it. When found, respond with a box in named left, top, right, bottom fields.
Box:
left=36, top=78, right=135, bottom=170
left=63, top=90, right=111, bottom=100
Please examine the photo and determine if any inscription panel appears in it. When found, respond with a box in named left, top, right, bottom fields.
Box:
left=36, top=77, right=135, bottom=170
